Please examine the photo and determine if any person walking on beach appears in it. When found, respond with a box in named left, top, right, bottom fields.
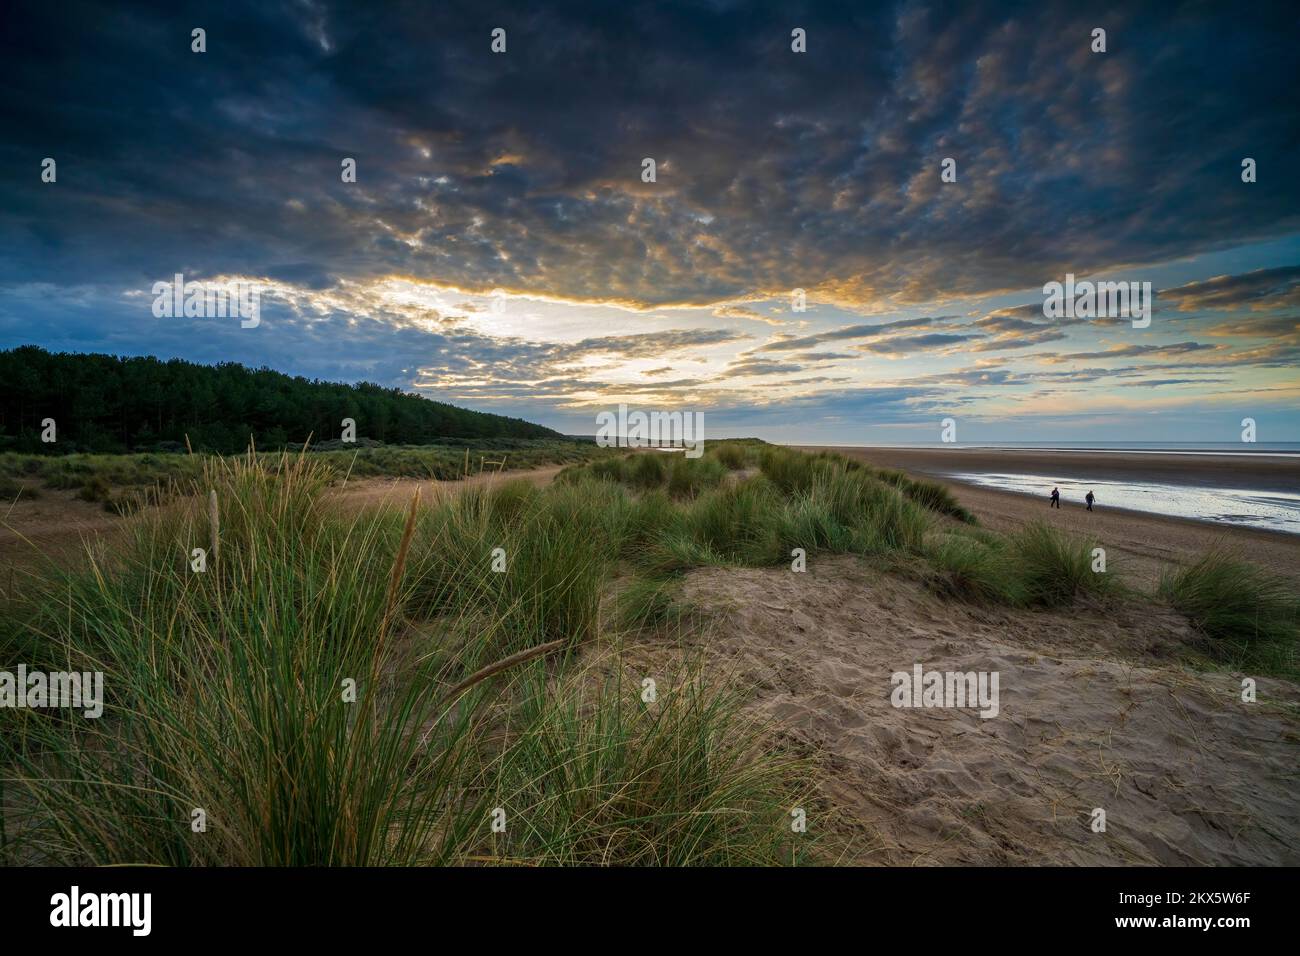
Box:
left=1049, top=486, right=1060, bottom=509
left=1085, top=490, right=1095, bottom=512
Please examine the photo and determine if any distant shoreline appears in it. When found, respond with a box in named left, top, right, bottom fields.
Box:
left=790, top=443, right=1300, bottom=457
left=791, top=444, right=1300, bottom=494
left=794, top=444, right=1300, bottom=584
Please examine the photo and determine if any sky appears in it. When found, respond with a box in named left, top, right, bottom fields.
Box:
left=0, top=0, right=1297, bottom=443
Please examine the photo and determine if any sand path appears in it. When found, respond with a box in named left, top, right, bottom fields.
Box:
left=0, top=464, right=569, bottom=569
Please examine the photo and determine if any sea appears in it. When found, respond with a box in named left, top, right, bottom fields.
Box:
left=905, top=442, right=1298, bottom=535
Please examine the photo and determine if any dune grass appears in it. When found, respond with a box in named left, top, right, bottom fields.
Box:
left=925, top=530, right=1026, bottom=605
left=564, top=445, right=935, bottom=571
left=482, top=665, right=811, bottom=865
left=1159, top=548, right=1300, bottom=676
left=613, top=575, right=690, bottom=632
left=925, top=522, right=1118, bottom=608
left=757, top=448, right=975, bottom=524
left=3, top=443, right=1293, bottom=864
left=0, top=451, right=806, bottom=866
left=1, top=453, right=479, bottom=865
left=561, top=448, right=729, bottom=499
left=1005, top=521, right=1118, bottom=607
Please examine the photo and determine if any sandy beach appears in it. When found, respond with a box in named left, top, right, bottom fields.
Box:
left=796, top=445, right=1300, bottom=587
left=799, top=445, right=1300, bottom=492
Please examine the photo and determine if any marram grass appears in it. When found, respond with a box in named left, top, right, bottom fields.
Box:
left=0, top=450, right=809, bottom=866
left=3, top=444, right=1294, bottom=865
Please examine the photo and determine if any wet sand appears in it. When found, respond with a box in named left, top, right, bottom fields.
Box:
left=795, top=445, right=1300, bottom=492
left=794, top=445, right=1300, bottom=586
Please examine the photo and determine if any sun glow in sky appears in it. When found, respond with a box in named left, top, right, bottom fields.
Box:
left=1, top=1, right=1297, bottom=442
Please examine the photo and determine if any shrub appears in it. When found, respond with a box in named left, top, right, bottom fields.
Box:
left=77, top=474, right=111, bottom=502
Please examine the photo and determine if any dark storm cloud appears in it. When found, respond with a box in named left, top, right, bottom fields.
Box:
left=2, top=0, right=1297, bottom=308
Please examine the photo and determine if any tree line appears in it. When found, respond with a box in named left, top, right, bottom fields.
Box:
left=0, top=347, right=560, bottom=454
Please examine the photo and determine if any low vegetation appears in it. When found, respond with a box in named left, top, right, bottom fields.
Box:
left=925, top=522, right=1118, bottom=608
left=1, top=442, right=1293, bottom=865
left=1160, top=549, right=1300, bottom=677
left=0, top=451, right=807, bottom=866
left=0, top=439, right=615, bottom=512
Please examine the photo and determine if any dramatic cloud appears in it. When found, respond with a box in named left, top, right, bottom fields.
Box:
left=2, top=1, right=1297, bottom=308
left=1043, top=341, right=1221, bottom=363
left=1160, top=266, right=1300, bottom=312
left=755, top=317, right=942, bottom=352
left=1, top=1, right=1297, bottom=440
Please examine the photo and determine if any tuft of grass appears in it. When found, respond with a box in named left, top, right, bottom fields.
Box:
left=478, top=665, right=813, bottom=866
left=410, top=479, right=610, bottom=655
left=0, top=452, right=488, bottom=865
left=889, top=474, right=975, bottom=524
left=675, top=479, right=786, bottom=566
left=628, top=452, right=669, bottom=489
left=666, top=455, right=727, bottom=498
left=1002, top=521, right=1116, bottom=607
left=1159, top=548, right=1299, bottom=676
left=0, top=477, right=39, bottom=500
left=76, top=474, right=111, bottom=503
left=709, top=443, right=748, bottom=470
left=614, top=575, right=689, bottom=632
left=925, top=523, right=1116, bottom=609
left=925, top=532, right=1024, bottom=605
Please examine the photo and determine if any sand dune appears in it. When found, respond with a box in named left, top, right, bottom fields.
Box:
left=668, top=555, right=1300, bottom=865
left=7, top=453, right=1297, bottom=867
